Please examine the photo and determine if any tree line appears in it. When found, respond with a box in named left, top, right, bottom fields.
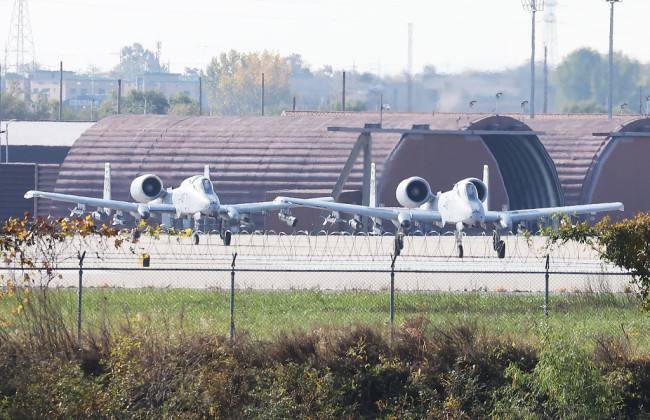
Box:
left=1, top=42, right=649, bottom=121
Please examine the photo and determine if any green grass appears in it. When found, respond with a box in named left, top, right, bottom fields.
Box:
left=3, top=287, right=647, bottom=350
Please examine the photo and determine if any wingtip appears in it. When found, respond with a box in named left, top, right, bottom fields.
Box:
left=24, top=191, right=35, bottom=199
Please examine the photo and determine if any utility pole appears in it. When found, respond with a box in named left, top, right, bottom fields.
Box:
left=117, top=79, right=121, bottom=114
left=521, top=0, right=544, bottom=119
left=261, top=73, right=265, bottom=116
left=199, top=77, right=203, bottom=116
left=606, top=0, right=622, bottom=119
left=407, top=22, right=413, bottom=112
left=59, top=62, right=63, bottom=121
left=543, top=45, right=548, bottom=114
left=342, top=71, right=346, bottom=111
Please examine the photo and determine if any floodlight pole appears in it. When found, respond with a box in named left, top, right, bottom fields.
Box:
left=606, top=0, right=622, bottom=119
left=522, top=0, right=544, bottom=119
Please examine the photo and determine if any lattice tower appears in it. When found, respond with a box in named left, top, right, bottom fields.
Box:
left=543, top=0, right=558, bottom=67
left=4, top=0, right=36, bottom=75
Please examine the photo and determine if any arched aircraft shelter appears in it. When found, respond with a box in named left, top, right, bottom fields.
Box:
left=586, top=118, right=650, bottom=218
left=26, top=113, right=644, bottom=232
left=371, top=116, right=563, bottom=214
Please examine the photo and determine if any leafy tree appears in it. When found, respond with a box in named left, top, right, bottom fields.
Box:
left=0, top=82, right=31, bottom=119
left=561, top=100, right=605, bottom=114
left=183, top=67, right=200, bottom=78
left=205, top=50, right=292, bottom=116
left=543, top=212, right=650, bottom=310
left=286, top=54, right=312, bottom=78
left=110, top=43, right=166, bottom=80
left=117, top=89, right=169, bottom=115
left=321, top=99, right=367, bottom=112
left=554, top=48, right=641, bottom=113
left=31, top=91, right=59, bottom=120
left=169, top=91, right=199, bottom=115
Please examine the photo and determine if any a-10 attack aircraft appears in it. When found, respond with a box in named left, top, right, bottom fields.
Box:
left=275, top=165, right=624, bottom=258
left=25, top=163, right=326, bottom=245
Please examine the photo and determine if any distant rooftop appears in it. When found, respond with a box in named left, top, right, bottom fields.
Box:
left=2, top=121, right=95, bottom=146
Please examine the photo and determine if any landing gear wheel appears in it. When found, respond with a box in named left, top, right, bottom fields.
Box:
left=192, top=232, right=200, bottom=245
left=496, top=240, right=506, bottom=259
left=458, top=245, right=464, bottom=259
left=394, top=235, right=404, bottom=256
left=223, top=230, right=232, bottom=246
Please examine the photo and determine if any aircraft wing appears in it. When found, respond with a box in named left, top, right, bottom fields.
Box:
left=219, top=197, right=335, bottom=219
left=485, top=202, right=624, bottom=229
left=24, top=190, right=177, bottom=214
left=273, top=196, right=443, bottom=223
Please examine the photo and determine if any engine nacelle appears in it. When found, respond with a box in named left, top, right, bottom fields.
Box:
left=396, top=177, right=432, bottom=208
left=130, top=174, right=164, bottom=203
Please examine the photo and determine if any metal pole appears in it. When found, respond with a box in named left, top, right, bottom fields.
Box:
left=59, top=61, right=63, bottom=121
left=607, top=1, right=615, bottom=119
left=199, top=76, right=203, bottom=116
left=0, top=64, right=2, bottom=157
left=544, top=254, right=549, bottom=317
left=5, top=122, right=9, bottom=163
left=542, top=46, right=548, bottom=114
left=117, top=79, right=121, bottom=114
left=261, top=73, right=265, bottom=116
left=390, top=253, right=397, bottom=332
left=230, top=252, right=237, bottom=341
left=530, top=9, right=536, bottom=119
left=342, top=71, right=346, bottom=111
left=77, top=251, right=86, bottom=349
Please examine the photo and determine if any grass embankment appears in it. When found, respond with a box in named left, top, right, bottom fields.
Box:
left=6, top=288, right=643, bottom=343
left=1, top=288, right=650, bottom=418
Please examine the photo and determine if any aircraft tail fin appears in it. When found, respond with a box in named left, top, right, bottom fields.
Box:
left=482, top=164, right=490, bottom=211
left=204, top=165, right=210, bottom=180
left=103, top=163, right=112, bottom=216
left=103, top=163, right=111, bottom=201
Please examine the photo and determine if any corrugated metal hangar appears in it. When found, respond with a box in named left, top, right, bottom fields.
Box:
left=4, top=113, right=649, bottom=232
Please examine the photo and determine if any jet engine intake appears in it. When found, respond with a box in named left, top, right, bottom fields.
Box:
left=130, top=174, right=164, bottom=203
left=396, top=177, right=432, bottom=208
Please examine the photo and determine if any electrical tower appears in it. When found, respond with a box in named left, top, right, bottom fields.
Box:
left=4, top=0, right=36, bottom=75
left=543, top=0, right=558, bottom=68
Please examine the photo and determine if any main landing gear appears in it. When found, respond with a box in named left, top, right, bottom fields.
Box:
left=393, top=232, right=405, bottom=256
left=493, top=230, right=506, bottom=259
left=219, top=218, right=232, bottom=246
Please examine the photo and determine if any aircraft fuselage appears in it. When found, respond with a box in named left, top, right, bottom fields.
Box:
left=168, top=176, right=221, bottom=218
left=436, top=180, right=485, bottom=228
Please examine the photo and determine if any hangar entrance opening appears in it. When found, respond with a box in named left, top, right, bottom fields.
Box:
left=375, top=116, right=564, bottom=217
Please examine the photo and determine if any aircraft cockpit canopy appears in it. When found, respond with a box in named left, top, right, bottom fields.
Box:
left=192, top=176, right=215, bottom=194
left=464, top=182, right=478, bottom=201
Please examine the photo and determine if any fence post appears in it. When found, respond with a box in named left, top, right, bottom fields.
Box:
left=544, top=254, right=550, bottom=317
left=390, top=252, right=398, bottom=341
left=230, top=252, right=237, bottom=341
left=77, top=251, right=86, bottom=350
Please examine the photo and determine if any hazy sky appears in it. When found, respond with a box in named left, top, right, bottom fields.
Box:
left=1, top=0, right=648, bottom=76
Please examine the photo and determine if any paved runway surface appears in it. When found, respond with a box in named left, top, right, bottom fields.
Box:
left=2, top=233, right=633, bottom=293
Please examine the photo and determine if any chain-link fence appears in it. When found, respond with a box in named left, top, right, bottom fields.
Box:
left=1, top=231, right=644, bottom=345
